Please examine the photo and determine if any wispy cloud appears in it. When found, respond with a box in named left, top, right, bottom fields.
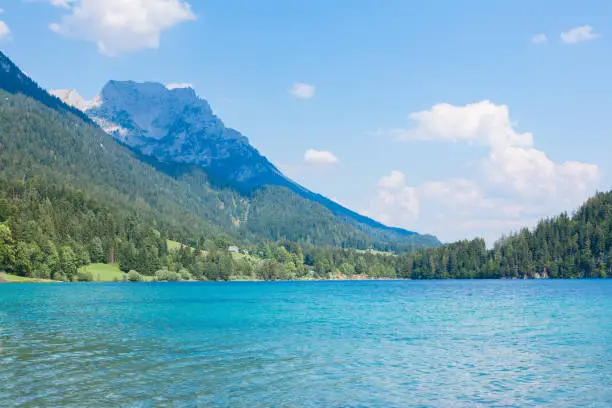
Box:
left=0, top=21, right=9, bottom=42
left=561, top=25, right=600, bottom=44
left=0, top=8, right=10, bottom=42
left=378, top=171, right=405, bottom=189
left=531, top=33, right=547, bottom=44
left=290, top=82, right=316, bottom=99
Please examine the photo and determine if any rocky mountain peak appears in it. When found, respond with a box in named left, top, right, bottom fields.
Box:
left=50, top=89, right=100, bottom=111
left=94, top=80, right=219, bottom=142
left=1, top=48, right=431, bottom=247
left=66, top=80, right=283, bottom=190
left=52, top=79, right=421, bottom=237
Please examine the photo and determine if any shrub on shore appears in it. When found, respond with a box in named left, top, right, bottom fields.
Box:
left=127, top=270, right=144, bottom=282
left=51, top=271, right=68, bottom=282
left=155, top=269, right=180, bottom=281
left=76, top=271, right=94, bottom=282
left=179, top=268, right=192, bottom=281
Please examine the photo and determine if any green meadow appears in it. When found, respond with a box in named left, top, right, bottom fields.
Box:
left=79, top=263, right=126, bottom=282
left=1, top=273, right=56, bottom=283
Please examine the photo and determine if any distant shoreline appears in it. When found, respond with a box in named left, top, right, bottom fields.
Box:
left=0, top=275, right=589, bottom=284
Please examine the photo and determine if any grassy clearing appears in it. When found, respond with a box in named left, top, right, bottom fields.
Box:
left=80, top=263, right=157, bottom=282
left=167, top=239, right=183, bottom=251
left=79, top=263, right=126, bottom=282
left=2, top=265, right=163, bottom=283
left=1, top=273, right=56, bottom=283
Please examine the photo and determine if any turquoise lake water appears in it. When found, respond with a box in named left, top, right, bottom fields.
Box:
left=1, top=281, right=611, bottom=407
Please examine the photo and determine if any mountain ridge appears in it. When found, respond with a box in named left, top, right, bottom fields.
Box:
left=52, top=79, right=433, bottom=241
left=0, top=49, right=439, bottom=250
left=0, top=52, right=93, bottom=124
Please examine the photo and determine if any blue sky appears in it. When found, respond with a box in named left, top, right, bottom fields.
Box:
left=1, top=0, right=611, bottom=244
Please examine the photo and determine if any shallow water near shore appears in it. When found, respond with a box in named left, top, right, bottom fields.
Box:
left=1, top=280, right=611, bottom=407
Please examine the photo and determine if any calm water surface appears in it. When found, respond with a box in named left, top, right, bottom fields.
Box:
left=1, top=280, right=611, bottom=407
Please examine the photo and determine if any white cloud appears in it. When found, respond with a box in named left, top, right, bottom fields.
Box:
left=47, top=0, right=196, bottom=56
left=370, top=101, right=599, bottom=244
left=531, top=33, right=547, bottom=44
left=49, top=0, right=74, bottom=7
left=290, top=82, right=316, bottom=99
left=378, top=170, right=405, bottom=189
left=370, top=172, right=547, bottom=244
left=304, top=149, right=339, bottom=165
left=394, top=100, right=597, bottom=199
left=166, top=82, right=193, bottom=90
left=395, top=101, right=534, bottom=148
left=0, top=8, right=10, bottom=42
left=0, top=21, right=10, bottom=41
left=369, top=179, right=420, bottom=228
left=561, top=25, right=600, bottom=44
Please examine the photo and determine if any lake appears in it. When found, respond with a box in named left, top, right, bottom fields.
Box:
left=1, top=280, right=611, bottom=407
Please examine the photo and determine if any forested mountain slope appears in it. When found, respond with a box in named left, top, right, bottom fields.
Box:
left=3, top=49, right=607, bottom=281
left=1, top=52, right=91, bottom=123
left=55, top=79, right=439, bottom=248
left=0, top=50, right=438, bottom=251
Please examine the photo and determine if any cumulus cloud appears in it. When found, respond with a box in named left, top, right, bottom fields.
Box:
left=371, top=101, right=599, bottom=243
left=395, top=101, right=533, bottom=147
left=0, top=21, right=9, bottom=41
left=0, top=9, right=10, bottom=42
left=561, top=25, right=600, bottom=44
left=531, top=33, right=547, bottom=44
left=166, top=82, right=193, bottom=90
left=369, top=179, right=420, bottom=228
left=378, top=170, right=405, bottom=189
left=370, top=172, right=547, bottom=244
left=304, top=149, right=339, bottom=165
left=290, top=82, right=316, bottom=99
left=47, top=0, right=196, bottom=56
left=395, top=101, right=597, bottom=199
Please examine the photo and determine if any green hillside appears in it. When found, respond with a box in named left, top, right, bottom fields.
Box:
left=0, top=86, right=436, bottom=252
left=396, top=191, right=612, bottom=279
left=0, top=50, right=440, bottom=251
left=0, top=66, right=434, bottom=282
left=1, top=47, right=610, bottom=281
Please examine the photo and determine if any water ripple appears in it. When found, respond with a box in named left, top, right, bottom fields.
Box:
left=1, top=281, right=612, bottom=407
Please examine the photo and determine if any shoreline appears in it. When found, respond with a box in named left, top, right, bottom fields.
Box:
left=0, top=276, right=591, bottom=284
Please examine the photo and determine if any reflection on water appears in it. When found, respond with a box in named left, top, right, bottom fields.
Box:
left=1, top=281, right=611, bottom=407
